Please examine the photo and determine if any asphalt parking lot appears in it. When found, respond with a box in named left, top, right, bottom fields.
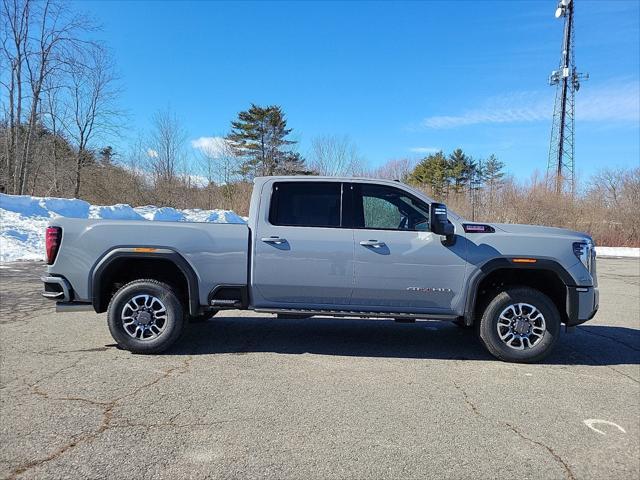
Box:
left=1, top=258, right=638, bottom=479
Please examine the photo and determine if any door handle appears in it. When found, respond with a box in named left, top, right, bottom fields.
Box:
left=261, top=236, right=287, bottom=244
left=359, top=240, right=386, bottom=248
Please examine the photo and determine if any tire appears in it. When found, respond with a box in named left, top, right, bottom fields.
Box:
left=478, top=287, right=560, bottom=363
left=107, top=279, right=186, bottom=354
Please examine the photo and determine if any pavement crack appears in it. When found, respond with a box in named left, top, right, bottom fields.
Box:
left=452, top=381, right=480, bottom=417
left=504, top=422, right=576, bottom=480
left=452, top=380, right=575, bottom=480
left=7, top=358, right=193, bottom=480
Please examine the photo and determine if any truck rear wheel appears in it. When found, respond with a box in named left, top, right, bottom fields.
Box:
left=107, top=279, right=185, bottom=354
left=478, top=287, right=560, bottom=363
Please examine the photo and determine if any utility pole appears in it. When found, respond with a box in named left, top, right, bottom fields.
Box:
left=547, top=0, right=588, bottom=195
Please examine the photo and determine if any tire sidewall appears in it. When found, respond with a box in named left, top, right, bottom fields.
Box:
left=480, top=288, right=560, bottom=363
left=107, top=280, right=184, bottom=353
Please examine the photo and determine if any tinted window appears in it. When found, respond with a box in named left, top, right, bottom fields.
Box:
left=269, top=182, right=342, bottom=227
left=353, top=184, right=429, bottom=231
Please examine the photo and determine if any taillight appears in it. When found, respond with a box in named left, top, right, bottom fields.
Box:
left=46, top=227, right=62, bottom=265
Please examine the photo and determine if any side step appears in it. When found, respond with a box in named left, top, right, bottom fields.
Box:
left=254, top=308, right=458, bottom=321
left=56, top=302, right=93, bottom=313
left=210, top=299, right=242, bottom=308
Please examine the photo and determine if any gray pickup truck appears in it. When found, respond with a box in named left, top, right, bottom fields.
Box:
left=42, top=176, right=598, bottom=362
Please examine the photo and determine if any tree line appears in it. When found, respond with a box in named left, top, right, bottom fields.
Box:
left=1, top=0, right=638, bottom=247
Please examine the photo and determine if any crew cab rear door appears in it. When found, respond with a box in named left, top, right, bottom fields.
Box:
left=348, top=182, right=467, bottom=313
left=251, top=180, right=354, bottom=308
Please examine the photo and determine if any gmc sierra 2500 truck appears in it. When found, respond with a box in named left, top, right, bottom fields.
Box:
left=42, top=176, right=598, bottom=362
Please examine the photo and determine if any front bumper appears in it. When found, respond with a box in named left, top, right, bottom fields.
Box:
left=566, top=286, right=599, bottom=326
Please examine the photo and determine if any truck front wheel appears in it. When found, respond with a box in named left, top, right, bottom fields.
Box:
left=107, top=279, right=186, bottom=354
left=478, top=287, right=560, bottom=363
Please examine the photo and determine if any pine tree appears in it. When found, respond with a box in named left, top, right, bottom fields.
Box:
left=482, top=154, right=506, bottom=216
left=483, top=154, right=505, bottom=189
left=407, top=151, right=449, bottom=199
left=447, top=148, right=474, bottom=194
left=226, top=104, right=303, bottom=178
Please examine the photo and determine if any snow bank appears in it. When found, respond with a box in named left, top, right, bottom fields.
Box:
left=0, top=193, right=246, bottom=262
left=596, top=247, right=640, bottom=258
left=89, top=204, right=144, bottom=220
left=0, top=209, right=49, bottom=262
left=135, top=206, right=185, bottom=222
left=182, top=208, right=246, bottom=224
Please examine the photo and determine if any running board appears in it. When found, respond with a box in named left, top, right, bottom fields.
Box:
left=210, top=299, right=242, bottom=307
left=254, top=308, right=458, bottom=321
left=56, top=302, right=93, bottom=313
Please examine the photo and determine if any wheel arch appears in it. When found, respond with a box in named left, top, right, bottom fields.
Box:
left=463, top=258, right=577, bottom=327
left=90, top=248, right=200, bottom=316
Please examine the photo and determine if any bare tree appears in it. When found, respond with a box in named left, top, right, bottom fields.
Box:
left=309, top=134, right=364, bottom=177
left=64, top=45, right=119, bottom=197
left=41, top=74, right=68, bottom=194
left=370, top=158, right=415, bottom=181
left=1, top=0, right=30, bottom=192
left=147, top=107, right=187, bottom=183
left=1, top=0, right=97, bottom=194
left=144, top=107, right=190, bottom=206
left=196, top=135, right=240, bottom=209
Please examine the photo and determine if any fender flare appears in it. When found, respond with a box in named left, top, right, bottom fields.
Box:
left=90, top=247, right=200, bottom=315
left=463, top=257, right=578, bottom=326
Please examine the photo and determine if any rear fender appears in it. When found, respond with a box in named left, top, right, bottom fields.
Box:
left=90, top=247, right=200, bottom=315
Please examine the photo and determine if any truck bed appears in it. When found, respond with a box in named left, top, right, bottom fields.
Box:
left=47, top=218, right=249, bottom=306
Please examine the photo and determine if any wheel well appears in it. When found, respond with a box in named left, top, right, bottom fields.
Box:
left=94, top=257, right=190, bottom=313
left=472, top=268, right=568, bottom=324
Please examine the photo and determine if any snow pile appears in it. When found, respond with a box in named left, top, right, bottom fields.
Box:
left=0, top=193, right=246, bottom=262
left=596, top=247, right=640, bottom=258
left=135, top=206, right=185, bottom=222
left=90, top=204, right=144, bottom=220
left=180, top=208, right=246, bottom=224
left=0, top=209, right=49, bottom=262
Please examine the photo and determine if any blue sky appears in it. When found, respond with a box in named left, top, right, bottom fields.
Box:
left=79, top=0, right=639, bottom=180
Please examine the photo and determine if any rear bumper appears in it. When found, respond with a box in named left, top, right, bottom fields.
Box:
left=42, top=276, right=93, bottom=312
left=41, top=276, right=72, bottom=302
left=566, top=286, right=599, bottom=326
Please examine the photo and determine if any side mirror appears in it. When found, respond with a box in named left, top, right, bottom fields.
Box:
left=430, top=202, right=455, bottom=237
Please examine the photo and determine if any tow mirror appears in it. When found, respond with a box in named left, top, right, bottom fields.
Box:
left=430, top=203, right=455, bottom=239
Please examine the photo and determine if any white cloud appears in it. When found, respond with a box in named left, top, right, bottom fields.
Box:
left=409, top=146, right=441, bottom=154
left=577, top=81, right=640, bottom=122
left=191, top=136, right=229, bottom=157
left=419, top=81, right=640, bottom=129
left=146, top=148, right=159, bottom=158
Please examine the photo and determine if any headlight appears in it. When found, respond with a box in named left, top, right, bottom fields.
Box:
left=573, top=240, right=595, bottom=273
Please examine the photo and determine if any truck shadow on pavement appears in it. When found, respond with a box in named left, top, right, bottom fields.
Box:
left=170, top=315, right=640, bottom=366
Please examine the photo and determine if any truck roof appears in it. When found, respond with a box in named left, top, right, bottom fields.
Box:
left=252, top=175, right=461, bottom=220
left=254, top=175, right=409, bottom=186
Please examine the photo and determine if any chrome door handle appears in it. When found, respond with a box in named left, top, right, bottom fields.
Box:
left=359, top=240, right=386, bottom=248
left=261, top=236, right=287, bottom=244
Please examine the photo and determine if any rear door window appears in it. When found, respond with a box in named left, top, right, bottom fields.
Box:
left=269, top=182, right=342, bottom=228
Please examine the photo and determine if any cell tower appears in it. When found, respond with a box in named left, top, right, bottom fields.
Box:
left=547, top=0, right=588, bottom=194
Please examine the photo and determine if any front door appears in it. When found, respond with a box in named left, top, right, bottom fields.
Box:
left=251, top=181, right=354, bottom=308
left=349, top=183, right=467, bottom=313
